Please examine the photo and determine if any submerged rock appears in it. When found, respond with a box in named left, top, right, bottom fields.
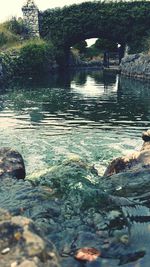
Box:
left=104, top=129, right=150, bottom=177
left=0, top=147, right=26, bottom=179
left=1, top=144, right=150, bottom=266
left=26, top=155, right=99, bottom=197
left=0, top=209, right=60, bottom=267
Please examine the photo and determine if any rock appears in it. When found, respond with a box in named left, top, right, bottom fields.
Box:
left=142, top=130, right=150, bottom=144
left=104, top=129, right=150, bottom=177
left=0, top=147, right=26, bottom=179
left=16, top=260, right=38, bottom=267
left=120, top=53, right=150, bottom=80
left=0, top=209, right=60, bottom=267
left=74, top=247, right=101, bottom=262
left=26, top=155, right=98, bottom=195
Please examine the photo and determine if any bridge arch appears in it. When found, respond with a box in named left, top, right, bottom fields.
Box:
left=39, top=1, right=150, bottom=65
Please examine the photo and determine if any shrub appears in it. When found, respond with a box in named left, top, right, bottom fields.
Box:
left=4, top=17, right=27, bottom=36
left=0, top=32, right=8, bottom=46
left=0, top=20, right=21, bottom=49
left=19, top=40, right=56, bottom=74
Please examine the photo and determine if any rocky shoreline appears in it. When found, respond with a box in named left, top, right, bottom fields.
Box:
left=120, top=53, right=150, bottom=80
left=0, top=130, right=150, bottom=266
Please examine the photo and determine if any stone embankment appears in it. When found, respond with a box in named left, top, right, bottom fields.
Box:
left=121, top=53, right=150, bottom=80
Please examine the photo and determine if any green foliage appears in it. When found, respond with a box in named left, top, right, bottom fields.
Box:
left=73, top=40, right=87, bottom=54
left=81, top=38, right=117, bottom=60
left=0, top=18, right=24, bottom=50
left=18, top=40, right=56, bottom=74
left=0, top=32, right=8, bottom=47
left=0, top=50, right=20, bottom=80
left=143, top=35, right=150, bottom=54
left=4, top=17, right=27, bottom=36
left=94, top=38, right=117, bottom=53
left=40, top=1, right=150, bottom=55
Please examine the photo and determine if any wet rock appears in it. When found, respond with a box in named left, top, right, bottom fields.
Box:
left=15, top=260, right=38, bottom=267
left=0, top=209, right=60, bottom=267
left=85, top=259, right=103, bottom=267
left=104, top=129, right=150, bottom=177
left=26, top=155, right=99, bottom=199
left=0, top=148, right=26, bottom=179
left=102, top=168, right=150, bottom=197
left=74, top=247, right=101, bottom=262
left=61, top=257, right=81, bottom=267
left=118, top=250, right=145, bottom=265
left=142, top=130, right=150, bottom=142
left=0, top=147, right=149, bottom=266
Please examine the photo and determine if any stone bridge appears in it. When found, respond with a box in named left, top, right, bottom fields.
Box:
left=22, top=0, right=150, bottom=63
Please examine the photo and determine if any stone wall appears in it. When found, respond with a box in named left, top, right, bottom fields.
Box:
left=22, top=0, right=39, bottom=37
left=121, top=53, right=150, bottom=80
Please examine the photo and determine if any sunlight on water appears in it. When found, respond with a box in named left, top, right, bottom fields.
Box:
left=0, top=70, right=150, bottom=175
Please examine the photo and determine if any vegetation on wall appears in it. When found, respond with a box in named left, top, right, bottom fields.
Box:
left=1, top=1, right=150, bottom=78
left=40, top=1, right=150, bottom=55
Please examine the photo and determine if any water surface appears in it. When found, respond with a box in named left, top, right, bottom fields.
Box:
left=0, top=70, right=150, bottom=175
left=1, top=70, right=150, bottom=266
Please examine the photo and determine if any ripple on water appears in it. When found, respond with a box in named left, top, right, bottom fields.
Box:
left=0, top=71, right=150, bottom=175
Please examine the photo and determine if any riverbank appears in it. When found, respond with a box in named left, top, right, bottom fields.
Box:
left=120, top=53, right=150, bottom=80
left=0, top=39, right=58, bottom=85
left=1, top=47, right=150, bottom=85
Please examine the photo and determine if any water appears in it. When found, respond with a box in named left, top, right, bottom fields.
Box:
left=0, top=70, right=150, bottom=175
left=1, top=70, right=150, bottom=266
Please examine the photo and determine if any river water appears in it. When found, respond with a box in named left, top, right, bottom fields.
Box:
left=1, top=70, right=150, bottom=266
left=0, top=70, right=150, bottom=175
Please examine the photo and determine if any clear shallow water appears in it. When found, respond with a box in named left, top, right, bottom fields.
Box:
left=1, top=71, right=150, bottom=267
left=0, top=70, right=150, bottom=175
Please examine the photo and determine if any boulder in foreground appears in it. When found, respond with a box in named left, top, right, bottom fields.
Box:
left=0, top=209, right=60, bottom=267
left=0, top=147, right=26, bottom=179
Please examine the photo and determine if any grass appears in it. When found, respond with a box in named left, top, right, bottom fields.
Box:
left=0, top=18, right=50, bottom=52
left=0, top=22, right=21, bottom=50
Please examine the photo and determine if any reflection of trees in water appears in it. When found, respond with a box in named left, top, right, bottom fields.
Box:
left=8, top=70, right=116, bottom=91
left=9, top=72, right=72, bottom=90
left=117, top=77, right=150, bottom=121
left=72, top=70, right=116, bottom=88
left=103, top=71, right=116, bottom=89
left=1, top=71, right=150, bottom=126
left=71, top=71, right=87, bottom=86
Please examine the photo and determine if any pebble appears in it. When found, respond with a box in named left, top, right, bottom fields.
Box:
left=11, top=262, right=18, bottom=267
left=119, top=235, right=129, bottom=245
left=75, top=247, right=101, bottom=262
left=17, top=260, right=37, bottom=267
left=1, top=247, right=10, bottom=254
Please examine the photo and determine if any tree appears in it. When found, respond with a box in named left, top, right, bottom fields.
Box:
left=73, top=40, right=87, bottom=54
left=94, top=38, right=117, bottom=52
